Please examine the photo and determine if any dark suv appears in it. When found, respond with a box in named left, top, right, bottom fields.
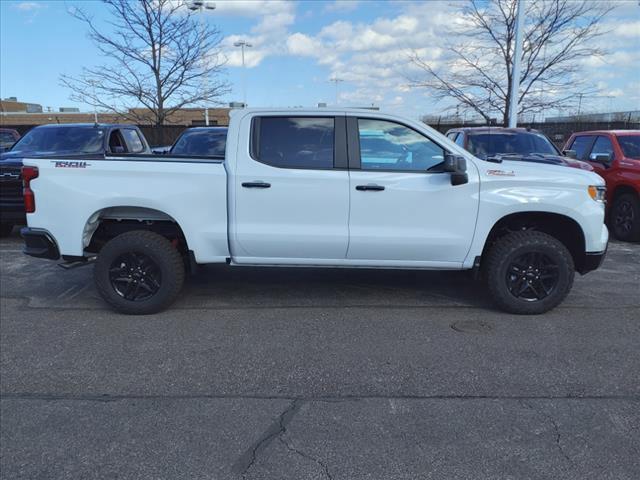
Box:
left=0, top=123, right=150, bottom=236
left=445, top=127, right=593, bottom=171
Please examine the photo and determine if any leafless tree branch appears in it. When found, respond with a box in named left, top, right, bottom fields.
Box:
left=409, top=0, right=614, bottom=125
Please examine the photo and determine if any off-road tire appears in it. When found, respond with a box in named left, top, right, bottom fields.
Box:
left=485, top=231, right=574, bottom=315
left=94, top=230, right=185, bottom=315
left=611, top=193, right=640, bottom=242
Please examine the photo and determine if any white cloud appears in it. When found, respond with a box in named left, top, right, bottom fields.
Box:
left=324, top=1, right=360, bottom=14
left=614, top=21, right=640, bottom=38
left=14, top=1, right=43, bottom=11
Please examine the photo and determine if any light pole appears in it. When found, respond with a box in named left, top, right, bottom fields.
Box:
left=329, top=77, right=344, bottom=105
left=233, top=40, right=253, bottom=106
left=507, top=0, right=524, bottom=127
left=188, top=0, right=216, bottom=125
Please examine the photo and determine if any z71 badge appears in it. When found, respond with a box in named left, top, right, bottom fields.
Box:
left=52, top=161, right=91, bottom=168
left=486, top=169, right=515, bottom=177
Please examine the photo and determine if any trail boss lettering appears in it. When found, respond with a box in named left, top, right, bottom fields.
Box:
left=53, top=161, right=91, bottom=168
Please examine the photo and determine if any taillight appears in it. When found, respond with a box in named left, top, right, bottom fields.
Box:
left=22, top=166, right=39, bottom=213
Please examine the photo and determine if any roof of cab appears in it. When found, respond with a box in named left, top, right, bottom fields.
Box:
left=33, top=123, right=136, bottom=129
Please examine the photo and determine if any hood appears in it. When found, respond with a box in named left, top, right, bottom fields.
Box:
left=477, top=156, right=605, bottom=187
left=487, top=152, right=593, bottom=171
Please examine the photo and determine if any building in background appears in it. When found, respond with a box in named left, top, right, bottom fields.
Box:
left=0, top=98, right=230, bottom=127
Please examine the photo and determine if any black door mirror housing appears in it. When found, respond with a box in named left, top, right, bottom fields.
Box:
left=444, top=153, right=468, bottom=186
left=563, top=149, right=577, bottom=159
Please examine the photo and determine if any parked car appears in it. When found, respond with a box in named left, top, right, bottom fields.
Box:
left=0, top=123, right=150, bottom=236
left=152, top=127, right=228, bottom=156
left=21, top=108, right=607, bottom=315
left=445, top=127, right=593, bottom=171
left=563, top=130, right=640, bottom=242
left=0, top=128, right=20, bottom=152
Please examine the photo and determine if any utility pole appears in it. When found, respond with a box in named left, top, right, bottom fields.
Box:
left=188, top=0, right=216, bottom=125
left=329, top=77, right=344, bottom=105
left=89, top=80, right=98, bottom=123
left=577, top=93, right=584, bottom=116
left=508, top=0, right=524, bottom=127
left=233, top=40, right=253, bottom=106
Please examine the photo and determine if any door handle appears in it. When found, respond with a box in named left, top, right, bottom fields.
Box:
left=355, top=184, right=385, bottom=191
left=242, top=181, right=271, bottom=189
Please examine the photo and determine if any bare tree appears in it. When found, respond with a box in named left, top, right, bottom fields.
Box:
left=61, top=0, right=228, bottom=129
left=410, top=0, right=614, bottom=125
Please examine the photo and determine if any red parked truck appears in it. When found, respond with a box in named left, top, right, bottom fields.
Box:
left=564, top=130, right=640, bottom=241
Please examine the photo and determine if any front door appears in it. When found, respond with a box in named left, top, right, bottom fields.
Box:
left=347, top=117, right=479, bottom=266
left=232, top=115, right=350, bottom=262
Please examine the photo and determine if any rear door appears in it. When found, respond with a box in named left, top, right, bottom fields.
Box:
left=232, top=115, right=350, bottom=262
left=346, top=116, right=479, bottom=266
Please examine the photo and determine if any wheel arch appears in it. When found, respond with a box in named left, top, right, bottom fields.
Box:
left=82, top=206, right=190, bottom=255
left=480, top=211, right=587, bottom=273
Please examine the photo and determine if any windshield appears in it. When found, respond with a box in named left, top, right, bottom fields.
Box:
left=10, top=127, right=105, bottom=154
left=171, top=129, right=226, bottom=156
left=0, top=131, right=17, bottom=149
left=618, top=135, right=640, bottom=160
left=467, top=132, right=558, bottom=159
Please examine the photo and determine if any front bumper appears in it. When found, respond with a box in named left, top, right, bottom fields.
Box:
left=578, top=249, right=607, bottom=275
left=21, top=227, right=60, bottom=260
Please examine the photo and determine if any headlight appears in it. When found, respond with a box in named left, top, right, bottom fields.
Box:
left=588, top=185, right=606, bottom=202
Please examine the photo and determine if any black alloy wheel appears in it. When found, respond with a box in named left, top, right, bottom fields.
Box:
left=109, top=251, right=162, bottom=301
left=506, top=251, right=560, bottom=301
left=613, top=199, right=634, bottom=237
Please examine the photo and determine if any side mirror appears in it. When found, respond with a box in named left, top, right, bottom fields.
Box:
left=590, top=152, right=612, bottom=165
left=563, top=149, right=577, bottom=159
left=444, top=153, right=468, bottom=186
left=112, top=145, right=125, bottom=154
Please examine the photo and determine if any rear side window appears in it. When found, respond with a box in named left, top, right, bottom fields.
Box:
left=569, top=135, right=594, bottom=161
left=122, top=129, right=145, bottom=153
left=252, top=117, right=334, bottom=169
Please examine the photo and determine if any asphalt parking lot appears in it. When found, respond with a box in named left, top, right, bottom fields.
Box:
left=1, top=228, right=639, bottom=480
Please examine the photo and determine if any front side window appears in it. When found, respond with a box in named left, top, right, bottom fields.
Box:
left=569, top=135, right=594, bottom=161
left=358, top=119, right=445, bottom=172
left=253, top=117, right=334, bottom=169
left=590, top=136, right=614, bottom=160
left=122, top=129, right=145, bottom=153
left=455, top=133, right=465, bottom=147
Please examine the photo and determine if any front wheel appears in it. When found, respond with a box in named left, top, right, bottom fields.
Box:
left=484, top=231, right=574, bottom=315
left=611, top=193, right=640, bottom=242
left=94, top=230, right=185, bottom=315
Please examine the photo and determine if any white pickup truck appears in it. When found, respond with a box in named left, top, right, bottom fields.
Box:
left=21, top=108, right=608, bottom=315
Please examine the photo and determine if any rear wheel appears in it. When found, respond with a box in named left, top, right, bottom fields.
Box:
left=485, top=231, right=574, bottom=315
left=0, top=223, right=13, bottom=237
left=611, top=193, right=640, bottom=242
left=94, top=230, right=185, bottom=315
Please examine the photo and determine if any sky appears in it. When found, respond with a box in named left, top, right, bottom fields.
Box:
left=1, top=0, right=639, bottom=120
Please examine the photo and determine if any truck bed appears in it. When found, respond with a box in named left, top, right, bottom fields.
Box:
left=23, top=153, right=230, bottom=263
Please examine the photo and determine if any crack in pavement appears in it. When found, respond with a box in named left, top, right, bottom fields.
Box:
left=279, top=435, right=333, bottom=480
left=232, top=398, right=304, bottom=478
left=521, top=400, right=575, bottom=468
